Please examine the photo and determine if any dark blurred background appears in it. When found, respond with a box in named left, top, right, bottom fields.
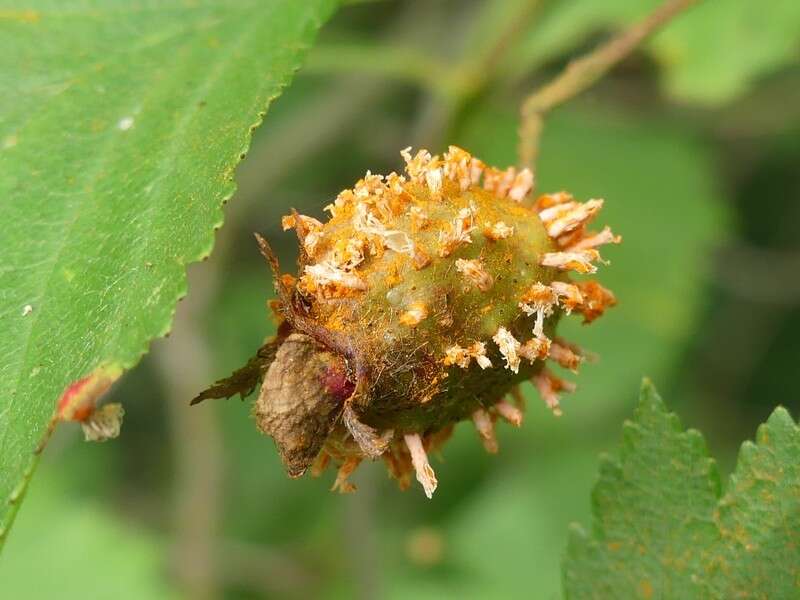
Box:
left=3, top=0, right=798, bottom=598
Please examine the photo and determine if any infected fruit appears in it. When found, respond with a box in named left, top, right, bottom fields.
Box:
left=194, top=147, right=619, bottom=497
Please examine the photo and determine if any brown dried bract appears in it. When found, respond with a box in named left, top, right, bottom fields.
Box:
left=190, top=325, right=288, bottom=405
left=254, top=333, right=353, bottom=478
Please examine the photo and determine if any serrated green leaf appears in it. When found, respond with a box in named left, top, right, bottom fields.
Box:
left=701, top=407, right=800, bottom=596
left=0, top=0, right=338, bottom=546
left=564, top=380, right=800, bottom=599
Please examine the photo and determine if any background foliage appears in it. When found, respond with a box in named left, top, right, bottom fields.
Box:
left=2, top=0, right=799, bottom=598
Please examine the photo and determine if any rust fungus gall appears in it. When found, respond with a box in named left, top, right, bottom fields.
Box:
left=194, top=146, right=620, bottom=498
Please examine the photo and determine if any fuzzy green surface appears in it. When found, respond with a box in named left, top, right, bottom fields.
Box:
left=0, top=0, right=338, bottom=546
left=564, top=380, right=800, bottom=598
left=305, top=184, right=559, bottom=431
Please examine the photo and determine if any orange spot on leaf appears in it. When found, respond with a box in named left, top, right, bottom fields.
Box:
left=56, top=364, right=122, bottom=422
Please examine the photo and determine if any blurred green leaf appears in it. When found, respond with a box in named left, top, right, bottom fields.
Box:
left=651, top=0, right=800, bottom=104
left=0, top=0, right=338, bottom=545
left=505, top=0, right=646, bottom=78
left=506, top=0, right=800, bottom=105
left=564, top=380, right=800, bottom=599
left=0, top=464, right=176, bottom=600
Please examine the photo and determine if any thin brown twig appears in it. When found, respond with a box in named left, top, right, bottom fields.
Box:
left=342, top=467, right=382, bottom=600
left=412, top=0, right=542, bottom=148
left=155, top=266, right=224, bottom=600
left=518, top=0, right=700, bottom=171
left=455, top=0, right=543, bottom=97
left=216, top=538, right=319, bottom=597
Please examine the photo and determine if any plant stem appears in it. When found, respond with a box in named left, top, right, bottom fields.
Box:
left=412, top=0, right=542, bottom=148
left=453, top=0, right=543, bottom=99
left=518, top=0, right=700, bottom=172
left=155, top=266, right=223, bottom=600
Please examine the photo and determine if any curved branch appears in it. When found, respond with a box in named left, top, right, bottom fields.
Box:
left=518, top=0, right=700, bottom=172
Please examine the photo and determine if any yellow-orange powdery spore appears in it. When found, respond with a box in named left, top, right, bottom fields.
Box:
left=258, top=146, right=620, bottom=498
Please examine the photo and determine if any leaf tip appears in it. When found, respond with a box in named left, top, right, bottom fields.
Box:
left=566, top=521, right=590, bottom=545
left=635, top=376, right=672, bottom=426
left=765, top=405, right=796, bottom=430
left=639, top=376, right=661, bottom=403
